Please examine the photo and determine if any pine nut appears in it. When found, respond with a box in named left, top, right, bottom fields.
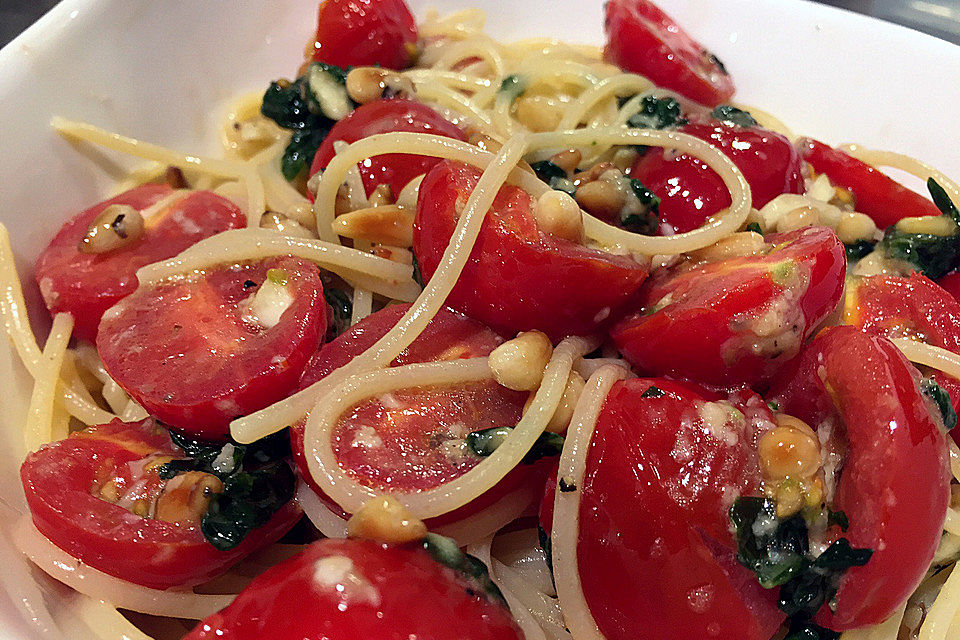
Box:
left=516, top=95, right=562, bottom=132
left=347, top=495, right=427, bottom=544
left=549, top=149, right=582, bottom=175
left=774, top=479, right=805, bottom=518
left=155, top=472, right=224, bottom=524
left=368, top=183, right=395, bottom=207
left=575, top=179, right=624, bottom=219
left=489, top=331, right=554, bottom=391
left=396, top=175, right=425, bottom=210
left=689, top=231, right=766, bottom=263
left=896, top=214, right=958, bottom=236
left=261, top=211, right=315, bottom=239
left=534, top=190, right=584, bottom=243
left=776, top=206, right=820, bottom=233
left=333, top=205, right=414, bottom=246
left=78, top=204, right=145, bottom=254
left=835, top=211, right=878, bottom=244
left=345, top=67, right=389, bottom=104
left=758, top=418, right=821, bottom=481
left=526, top=370, right=586, bottom=434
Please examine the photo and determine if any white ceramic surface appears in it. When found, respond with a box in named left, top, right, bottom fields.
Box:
left=0, top=0, right=957, bottom=637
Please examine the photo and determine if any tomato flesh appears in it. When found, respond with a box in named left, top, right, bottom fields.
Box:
left=291, top=304, right=539, bottom=528
left=310, top=0, right=417, bottom=70
left=768, top=326, right=951, bottom=629
left=414, top=160, right=649, bottom=340
left=936, top=271, right=960, bottom=302
left=35, top=186, right=244, bottom=342
left=631, top=121, right=804, bottom=234
left=185, top=538, right=522, bottom=640
left=611, top=226, right=846, bottom=386
left=576, top=378, right=784, bottom=640
left=98, top=256, right=326, bottom=440
left=797, top=138, right=942, bottom=228
left=309, top=98, right=465, bottom=199
left=604, top=0, right=735, bottom=106
left=20, top=419, right=300, bottom=589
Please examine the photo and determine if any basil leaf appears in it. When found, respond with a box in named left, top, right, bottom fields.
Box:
left=465, top=426, right=564, bottom=464
left=323, top=287, right=353, bottom=341
left=711, top=104, right=758, bottom=128
left=422, top=533, right=507, bottom=606
left=626, top=96, right=685, bottom=130
left=929, top=178, right=960, bottom=225
left=922, top=378, right=957, bottom=430
left=844, top=240, right=875, bottom=262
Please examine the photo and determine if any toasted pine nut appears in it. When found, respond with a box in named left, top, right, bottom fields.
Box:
left=368, top=184, right=395, bottom=207
left=516, top=95, right=562, bottom=132
left=261, top=211, right=315, bottom=239
left=776, top=206, right=820, bottom=233
left=835, top=211, right=878, bottom=244
left=155, top=472, right=224, bottom=524
left=396, top=175, right=425, bottom=210
left=333, top=204, right=415, bottom=247
left=896, top=214, right=958, bottom=236
left=345, top=67, right=389, bottom=104
left=347, top=495, right=427, bottom=544
left=611, top=147, right=639, bottom=172
left=689, top=231, right=766, bottom=263
left=759, top=419, right=821, bottom=481
left=489, top=331, right=554, bottom=391
left=534, top=190, right=584, bottom=243
left=526, top=370, right=585, bottom=434
left=78, top=204, right=145, bottom=254
left=575, top=179, right=624, bottom=219
left=572, top=162, right=616, bottom=186
left=549, top=149, right=582, bottom=175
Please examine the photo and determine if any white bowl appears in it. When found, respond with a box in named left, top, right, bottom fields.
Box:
left=0, top=0, right=957, bottom=637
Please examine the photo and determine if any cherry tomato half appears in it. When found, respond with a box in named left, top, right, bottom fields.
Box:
left=20, top=418, right=300, bottom=589
left=35, top=186, right=244, bottom=342
left=797, top=138, right=941, bottom=228
left=185, top=538, right=522, bottom=640
left=604, top=0, right=735, bottom=106
left=414, top=160, right=649, bottom=340
left=631, top=120, right=804, bottom=234
left=309, top=98, right=465, bottom=199
left=310, top=0, right=417, bottom=70
left=98, top=256, right=326, bottom=440
left=768, top=326, right=951, bottom=629
left=611, top=226, right=846, bottom=387
left=936, top=270, right=960, bottom=302
left=573, top=378, right=784, bottom=640
left=291, top=304, right=541, bottom=528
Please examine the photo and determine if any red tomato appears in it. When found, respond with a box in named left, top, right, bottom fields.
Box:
left=35, top=186, right=244, bottom=342
left=414, top=160, right=649, bottom=340
left=937, top=270, right=960, bottom=301
left=185, top=538, right=522, bottom=640
left=768, top=326, right=951, bottom=629
left=611, top=226, right=846, bottom=386
left=631, top=121, right=804, bottom=234
left=291, top=304, right=540, bottom=528
left=309, top=98, right=465, bottom=199
left=310, top=0, right=417, bottom=70
left=604, top=0, right=735, bottom=106
left=98, top=256, right=326, bottom=440
left=20, top=418, right=300, bottom=589
left=797, top=138, right=941, bottom=228
left=575, top=378, right=784, bottom=640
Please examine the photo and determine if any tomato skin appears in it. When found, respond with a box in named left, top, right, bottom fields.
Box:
left=309, top=98, right=465, bottom=199
left=185, top=538, right=522, bottom=640
left=797, top=138, right=942, bottom=228
left=631, top=121, right=804, bottom=234
left=937, top=271, right=960, bottom=301
left=20, top=419, right=301, bottom=589
left=35, top=186, right=244, bottom=342
left=414, top=160, right=649, bottom=340
left=768, top=326, right=951, bottom=629
left=604, top=0, right=735, bottom=106
left=310, top=0, right=417, bottom=70
left=291, top=304, right=540, bottom=528
left=611, top=226, right=846, bottom=386
left=98, top=256, right=326, bottom=440
left=576, top=378, right=784, bottom=640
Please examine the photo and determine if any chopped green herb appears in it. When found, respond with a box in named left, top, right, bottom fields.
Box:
left=558, top=477, right=577, bottom=492
left=731, top=497, right=873, bottom=624
left=827, top=510, right=850, bottom=531
left=530, top=160, right=567, bottom=184
left=922, top=378, right=958, bottom=430
left=411, top=251, right=425, bottom=288
left=929, top=178, right=960, bottom=224
left=711, top=104, right=758, bottom=128
left=551, top=177, right=577, bottom=198
left=161, top=432, right=296, bottom=551
left=422, top=533, right=507, bottom=606
left=465, top=426, right=564, bottom=464
left=626, top=96, right=685, bottom=130
left=745, top=222, right=763, bottom=235
left=538, top=525, right=554, bottom=581
left=844, top=240, right=875, bottom=262
left=323, top=287, right=353, bottom=341
left=784, top=620, right=841, bottom=640
left=767, top=400, right=781, bottom=412
left=640, top=385, right=665, bottom=399
left=877, top=178, right=960, bottom=278
left=498, top=74, right=527, bottom=102
left=619, top=178, right=661, bottom=234
left=266, top=268, right=288, bottom=286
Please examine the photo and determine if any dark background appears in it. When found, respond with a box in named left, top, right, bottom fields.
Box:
left=1, top=1, right=958, bottom=50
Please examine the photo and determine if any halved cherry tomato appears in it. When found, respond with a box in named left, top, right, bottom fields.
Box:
left=768, top=326, right=951, bottom=629
left=604, top=0, right=735, bottom=106
left=573, top=378, right=784, bottom=640
left=35, top=186, right=244, bottom=341
left=937, top=270, right=960, bottom=301
left=631, top=120, right=804, bottom=234
left=310, top=0, right=417, bottom=70
left=98, top=256, right=326, bottom=440
left=291, top=304, right=541, bottom=528
left=184, top=538, right=522, bottom=640
left=611, top=226, right=845, bottom=386
left=20, top=418, right=301, bottom=589
left=797, top=138, right=941, bottom=228
left=309, top=98, right=465, bottom=200
left=414, top=160, right=649, bottom=340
